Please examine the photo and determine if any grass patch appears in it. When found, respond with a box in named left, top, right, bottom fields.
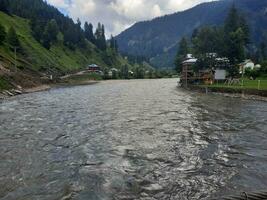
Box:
left=0, top=77, right=12, bottom=90
left=200, top=79, right=267, bottom=90
left=61, top=73, right=103, bottom=85
left=0, top=11, right=130, bottom=74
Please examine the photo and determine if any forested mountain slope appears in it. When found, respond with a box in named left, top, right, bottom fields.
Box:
left=0, top=0, right=128, bottom=90
left=115, top=0, right=267, bottom=68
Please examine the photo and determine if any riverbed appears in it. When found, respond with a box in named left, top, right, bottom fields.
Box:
left=0, top=79, right=267, bottom=200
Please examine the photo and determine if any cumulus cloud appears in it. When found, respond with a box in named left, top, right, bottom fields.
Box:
left=47, top=0, right=213, bottom=36
left=47, top=0, right=69, bottom=9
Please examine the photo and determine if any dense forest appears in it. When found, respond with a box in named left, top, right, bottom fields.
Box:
left=175, top=5, right=267, bottom=78
left=0, top=0, right=119, bottom=51
left=0, top=0, right=132, bottom=90
left=115, top=0, right=267, bottom=69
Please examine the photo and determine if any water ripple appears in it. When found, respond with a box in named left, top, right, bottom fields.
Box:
left=0, top=79, right=267, bottom=200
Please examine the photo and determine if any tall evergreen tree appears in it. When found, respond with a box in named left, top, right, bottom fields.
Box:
left=224, top=5, right=239, bottom=34
left=192, top=26, right=223, bottom=56
left=46, top=19, right=59, bottom=42
left=101, top=24, right=107, bottom=50
left=7, top=27, right=20, bottom=47
left=0, top=23, right=6, bottom=45
left=75, top=19, right=86, bottom=48
left=110, top=35, right=115, bottom=49
left=30, top=19, right=44, bottom=42
left=84, top=22, right=95, bottom=43
left=110, top=35, right=118, bottom=52
left=175, top=37, right=189, bottom=72
left=114, top=40, right=118, bottom=52
left=63, top=26, right=76, bottom=49
left=95, top=23, right=107, bottom=51
left=224, top=5, right=249, bottom=64
left=43, top=19, right=59, bottom=49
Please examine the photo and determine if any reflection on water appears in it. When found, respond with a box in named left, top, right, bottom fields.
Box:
left=0, top=79, right=267, bottom=200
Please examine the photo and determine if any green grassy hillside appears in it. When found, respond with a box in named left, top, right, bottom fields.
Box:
left=0, top=11, right=129, bottom=90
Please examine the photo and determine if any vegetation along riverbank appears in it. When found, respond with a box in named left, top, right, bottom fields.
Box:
left=176, top=4, right=267, bottom=98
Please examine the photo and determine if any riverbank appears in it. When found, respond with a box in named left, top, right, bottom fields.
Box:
left=0, top=79, right=99, bottom=100
left=186, top=85, right=267, bottom=101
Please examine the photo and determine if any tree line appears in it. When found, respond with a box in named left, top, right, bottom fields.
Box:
left=175, top=5, right=267, bottom=77
left=0, top=0, right=118, bottom=52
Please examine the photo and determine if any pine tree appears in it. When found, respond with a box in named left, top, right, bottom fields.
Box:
left=175, top=37, right=189, bottom=72
left=94, top=23, right=107, bottom=51
left=84, top=22, right=95, bottom=43
left=63, top=26, right=75, bottom=49
left=224, top=5, right=249, bottom=64
left=30, top=20, right=43, bottom=42
left=42, top=19, right=59, bottom=49
left=192, top=26, right=224, bottom=56
left=114, top=39, right=118, bottom=52
left=7, top=27, right=20, bottom=47
left=75, top=19, right=86, bottom=48
left=0, top=23, right=6, bottom=45
left=101, top=24, right=107, bottom=50
left=224, top=5, right=239, bottom=34
left=110, top=35, right=118, bottom=52
left=46, top=19, right=59, bottom=42
left=110, top=35, right=115, bottom=49
left=230, top=28, right=246, bottom=63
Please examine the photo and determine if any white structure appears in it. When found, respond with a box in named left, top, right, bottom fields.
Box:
left=206, top=53, right=217, bottom=58
left=108, top=68, right=119, bottom=77
left=239, top=59, right=255, bottom=74
left=186, top=54, right=193, bottom=59
left=255, top=64, right=261, bottom=69
left=215, top=69, right=226, bottom=80
left=183, top=54, right=198, bottom=64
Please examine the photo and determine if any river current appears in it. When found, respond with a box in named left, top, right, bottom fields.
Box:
left=0, top=79, right=267, bottom=200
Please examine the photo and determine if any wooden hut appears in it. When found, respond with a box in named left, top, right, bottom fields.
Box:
left=181, top=55, right=197, bottom=87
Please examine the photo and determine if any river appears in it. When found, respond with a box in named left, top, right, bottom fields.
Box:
left=0, top=79, right=267, bottom=200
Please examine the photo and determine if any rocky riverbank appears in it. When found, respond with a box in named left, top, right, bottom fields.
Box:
left=0, top=85, right=51, bottom=99
left=0, top=80, right=99, bottom=100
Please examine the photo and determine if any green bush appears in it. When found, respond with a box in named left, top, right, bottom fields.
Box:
left=0, top=77, right=12, bottom=90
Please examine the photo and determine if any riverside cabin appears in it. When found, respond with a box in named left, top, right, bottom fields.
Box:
left=180, top=54, right=229, bottom=87
left=180, top=54, right=197, bottom=87
left=88, top=64, right=101, bottom=72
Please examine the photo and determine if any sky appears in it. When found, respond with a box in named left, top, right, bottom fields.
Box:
left=46, top=0, right=213, bottom=37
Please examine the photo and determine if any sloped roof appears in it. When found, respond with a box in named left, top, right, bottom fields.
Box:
left=183, top=58, right=197, bottom=64
left=88, top=64, right=99, bottom=67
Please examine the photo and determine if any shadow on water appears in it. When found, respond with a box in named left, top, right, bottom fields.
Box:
left=0, top=79, right=267, bottom=200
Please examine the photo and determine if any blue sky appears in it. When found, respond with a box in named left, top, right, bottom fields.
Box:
left=47, top=0, right=213, bottom=36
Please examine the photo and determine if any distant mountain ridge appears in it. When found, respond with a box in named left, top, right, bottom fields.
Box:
left=115, top=0, right=267, bottom=68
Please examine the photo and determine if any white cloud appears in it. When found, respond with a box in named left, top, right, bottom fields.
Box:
left=47, top=0, right=213, bottom=36
left=46, top=0, right=69, bottom=9
left=68, top=0, right=96, bottom=18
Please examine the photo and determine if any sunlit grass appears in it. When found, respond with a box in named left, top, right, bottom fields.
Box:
left=201, top=78, right=267, bottom=90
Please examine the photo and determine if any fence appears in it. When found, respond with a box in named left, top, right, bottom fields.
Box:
left=222, top=79, right=267, bottom=90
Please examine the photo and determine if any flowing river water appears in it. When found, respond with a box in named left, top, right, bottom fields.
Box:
left=0, top=79, right=267, bottom=200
